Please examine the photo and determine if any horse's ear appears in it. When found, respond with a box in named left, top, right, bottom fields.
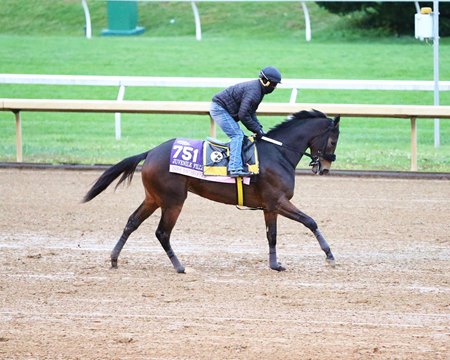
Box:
left=333, top=115, right=340, bottom=127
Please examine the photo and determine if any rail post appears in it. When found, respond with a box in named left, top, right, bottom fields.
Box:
left=14, top=110, right=22, bottom=162
left=115, top=84, right=126, bottom=140
left=209, top=114, right=216, bottom=138
left=410, top=117, right=417, bottom=171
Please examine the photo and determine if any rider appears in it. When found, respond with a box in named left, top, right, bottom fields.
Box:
left=209, top=66, right=282, bottom=177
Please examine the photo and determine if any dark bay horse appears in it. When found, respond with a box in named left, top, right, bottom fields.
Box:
left=83, top=110, right=340, bottom=273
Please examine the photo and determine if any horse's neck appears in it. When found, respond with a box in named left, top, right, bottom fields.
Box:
left=268, top=129, right=308, bottom=168
left=270, top=119, right=327, bottom=166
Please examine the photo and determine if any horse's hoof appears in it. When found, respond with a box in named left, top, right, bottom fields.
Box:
left=176, top=266, right=186, bottom=274
left=270, top=263, right=286, bottom=272
left=326, top=258, right=336, bottom=268
left=111, top=259, right=118, bottom=269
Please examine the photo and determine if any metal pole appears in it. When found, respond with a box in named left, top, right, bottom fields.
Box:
left=301, top=2, right=311, bottom=42
left=81, top=0, right=92, bottom=39
left=191, top=2, right=202, bottom=41
left=433, top=0, right=440, bottom=148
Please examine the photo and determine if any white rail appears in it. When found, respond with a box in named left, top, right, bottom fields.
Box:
left=1, top=98, right=450, bottom=171
left=2, top=73, right=449, bottom=141
left=2, top=73, right=449, bottom=94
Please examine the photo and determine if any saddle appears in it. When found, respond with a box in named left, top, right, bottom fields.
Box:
left=203, top=137, right=259, bottom=176
left=169, top=137, right=259, bottom=182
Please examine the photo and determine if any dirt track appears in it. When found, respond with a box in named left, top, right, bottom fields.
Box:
left=0, top=168, right=449, bottom=359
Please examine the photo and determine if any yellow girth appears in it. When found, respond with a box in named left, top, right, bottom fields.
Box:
left=236, top=176, right=244, bottom=206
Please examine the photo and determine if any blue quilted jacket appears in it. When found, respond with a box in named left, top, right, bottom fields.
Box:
left=212, top=79, right=266, bottom=134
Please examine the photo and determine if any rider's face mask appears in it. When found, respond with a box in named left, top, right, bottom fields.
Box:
left=260, top=78, right=278, bottom=94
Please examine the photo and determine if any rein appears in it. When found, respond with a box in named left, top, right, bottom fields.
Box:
left=261, top=122, right=336, bottom=167
left=260, top=136, right=317, bottom=171
left=260, top=135, right=311, bottom=158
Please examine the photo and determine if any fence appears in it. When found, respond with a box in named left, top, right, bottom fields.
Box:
left=2, top=73, right=449, bottom=139
left=1, top=97, right=449, bottom=171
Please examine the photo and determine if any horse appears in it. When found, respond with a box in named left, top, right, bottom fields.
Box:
left=83, top=109, right=340, bottom=273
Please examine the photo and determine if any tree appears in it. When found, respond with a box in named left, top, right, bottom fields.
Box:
left=317, top=2, right=450, bottom=36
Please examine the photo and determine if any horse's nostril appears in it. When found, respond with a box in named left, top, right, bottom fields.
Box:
left=320, top=169, right=330, bottom=175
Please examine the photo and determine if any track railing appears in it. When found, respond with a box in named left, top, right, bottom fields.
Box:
left=1, top=98, right=449, bottom=171
left=2, top=73, right=449, bottom=140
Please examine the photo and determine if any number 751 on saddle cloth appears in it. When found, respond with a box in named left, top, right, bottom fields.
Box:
left=169, top=138, right=258, bottom=184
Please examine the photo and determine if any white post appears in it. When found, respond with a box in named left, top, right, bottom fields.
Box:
left=15, top=111, right=22, bottom=162
left=191, top=2, right=202, bottom=41
left=433, top=0, right=440, bottom=148
left=115, top=85, right=126, bottom=140
left=289, top=88, right=298, bottom=104
left=300, top=2, right=311, bottom=42
left=81, top=0, right=92, bottom=39
left=410, top=117, right=417, bottom=171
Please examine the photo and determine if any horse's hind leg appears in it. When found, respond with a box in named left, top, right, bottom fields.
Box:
left=111, top=200, right=158, bottom=268
left=155, top=205, right=185, bottom=273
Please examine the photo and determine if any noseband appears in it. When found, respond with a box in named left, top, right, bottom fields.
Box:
left=306, top=122, right=337, bottom=171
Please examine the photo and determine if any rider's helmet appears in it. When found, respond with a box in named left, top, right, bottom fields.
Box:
left=259, top=66, right=282, bottom=88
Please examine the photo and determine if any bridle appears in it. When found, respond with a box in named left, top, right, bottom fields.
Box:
left=260, top=120, right=337, bottom=172
left=306, top=122, right=337, bottom=172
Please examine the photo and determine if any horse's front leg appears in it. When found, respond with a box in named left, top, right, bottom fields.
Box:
left=278, top=199, right=336, bottom=267
left=263, top=210, right=286, bottom=271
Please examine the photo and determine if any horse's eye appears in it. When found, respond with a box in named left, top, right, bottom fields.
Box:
left=331, top=141, right=337, bottom=146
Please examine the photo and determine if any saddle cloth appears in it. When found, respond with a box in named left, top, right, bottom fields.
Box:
left=169, top=137, right=259, bottom=184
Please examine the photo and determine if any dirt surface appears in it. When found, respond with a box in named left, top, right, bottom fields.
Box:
left=0, top=168, right=449, bottom=359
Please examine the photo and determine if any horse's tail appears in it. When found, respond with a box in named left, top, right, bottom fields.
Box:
left=82, top=151, right=150, bottom=203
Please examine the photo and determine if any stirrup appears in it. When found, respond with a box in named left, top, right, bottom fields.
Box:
left=229, top=170, right=253, bottom=177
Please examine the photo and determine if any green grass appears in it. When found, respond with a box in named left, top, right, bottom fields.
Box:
left=0, top=0, right=350, bottom=39
left=2, top=113, right=448, bottom=171
left=0, top=1, right=449, bottom=171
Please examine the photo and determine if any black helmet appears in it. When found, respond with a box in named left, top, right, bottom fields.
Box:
left=259, top=66, right=282, bottom=84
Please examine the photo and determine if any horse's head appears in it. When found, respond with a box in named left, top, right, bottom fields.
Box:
left=308, top=115, right=340, bottom=175
left=265, top=110, right=340, bottom=174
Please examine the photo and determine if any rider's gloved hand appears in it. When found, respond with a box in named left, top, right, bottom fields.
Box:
left=255, top=129, right=265, bottom=140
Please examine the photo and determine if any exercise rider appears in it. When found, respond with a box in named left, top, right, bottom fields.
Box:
left=209, top=66, right=282, bottom=177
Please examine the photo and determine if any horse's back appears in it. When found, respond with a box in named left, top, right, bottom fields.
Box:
left=142, top=138, right=176, bottom=169
left=141, top=139, right=190, bottom=201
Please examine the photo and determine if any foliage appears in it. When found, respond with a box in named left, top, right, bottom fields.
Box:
left=317, top=2, right=450, bottom=36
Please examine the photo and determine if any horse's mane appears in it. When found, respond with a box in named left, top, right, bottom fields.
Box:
left=267, top=109, right=328, bottom=135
